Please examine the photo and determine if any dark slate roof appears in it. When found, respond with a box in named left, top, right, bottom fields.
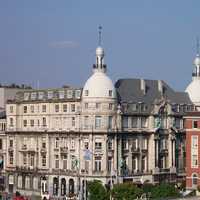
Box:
left=115, top=78, right=192, bottom=105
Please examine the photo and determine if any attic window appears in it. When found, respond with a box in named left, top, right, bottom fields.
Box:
left=109, top=90, right=112, bottom=97
left=85, top=90, right=89, bottom=96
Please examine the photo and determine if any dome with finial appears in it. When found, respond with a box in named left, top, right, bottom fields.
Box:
left=82, top=27, right=116, bottom=99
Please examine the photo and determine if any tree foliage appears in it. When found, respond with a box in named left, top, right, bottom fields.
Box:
left=87, top=180, right=109, bottom=200
left=149, top=183, right=180, bottom=199
left=111, top=183, right=142, bottom=200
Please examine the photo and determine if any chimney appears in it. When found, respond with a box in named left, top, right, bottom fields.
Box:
left=158, top=80, right=163, bottom=95
left=140, top=79, right=146, bottom=95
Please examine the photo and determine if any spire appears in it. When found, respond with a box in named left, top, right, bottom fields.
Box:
left=93, top=26, right=107, bottom=73
left=98, top=25, right=102, bottom=46
left=196, top=36, right=200, bottom=56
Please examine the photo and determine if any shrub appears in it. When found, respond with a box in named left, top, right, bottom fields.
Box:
left=111, top=183, right=143, bottom=200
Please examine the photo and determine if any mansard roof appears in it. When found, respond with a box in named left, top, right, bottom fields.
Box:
left=115, top=78, right=192, bottom=105
left=7, top=87, right=82, bottom=103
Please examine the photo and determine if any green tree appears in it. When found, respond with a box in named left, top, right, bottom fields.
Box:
left=87, top=180, right=109, bottom=200
left=150, top=183, right=180, bottom=199
left=111, top=183, right=142, bottom=200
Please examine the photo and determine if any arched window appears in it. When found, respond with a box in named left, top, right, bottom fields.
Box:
left=33, top=177, right=38, bottom=190
left=17, top=175, right=22, bottom=189
left=192, top=173, right=198, bottom=186
left=61, top=178, right=66, bottom=196
left=25, top=176, right=30, bottom=189
left=69, top=179, right=74, bottom=194
left=53, top=177, right=59, bottom=196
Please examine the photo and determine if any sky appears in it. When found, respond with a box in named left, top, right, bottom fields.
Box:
left=0, top=0, right=200, bottom=91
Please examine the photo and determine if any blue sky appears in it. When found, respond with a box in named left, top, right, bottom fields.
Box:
left=0, top=0, right=200, bottom=91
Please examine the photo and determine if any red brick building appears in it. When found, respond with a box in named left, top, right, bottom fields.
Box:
left=185, top=112, right=200, bottom=189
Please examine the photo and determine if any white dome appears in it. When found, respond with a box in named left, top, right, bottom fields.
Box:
left=82, top=72, right=116, bottom=98
left=186, top=79, right=200, bottom=104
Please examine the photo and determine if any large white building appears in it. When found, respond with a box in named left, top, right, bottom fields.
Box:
left=0, top=39, right=197, bottom=199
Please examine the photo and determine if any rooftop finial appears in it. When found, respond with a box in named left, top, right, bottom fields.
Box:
left=98, top=25, right=102, bottom=46
left=196, top=36, right=199, bottom=56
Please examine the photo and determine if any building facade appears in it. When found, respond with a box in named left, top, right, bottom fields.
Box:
left=1, top=43, right=196, bottom=198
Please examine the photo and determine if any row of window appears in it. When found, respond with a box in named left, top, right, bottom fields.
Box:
left=23, top=89, right=81, bottom=101
left=84, top=102, right=114, bottom=110
left=84, top=89, right=113, bottom=97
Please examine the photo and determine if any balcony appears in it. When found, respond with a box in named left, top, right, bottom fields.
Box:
left=40, top=148, right=47, bottom=154
left=60, top=147, right=68, bottom=154
left=131, top=147, right=140, bottom=154
left=160, top=149, right=168, bottom=155
left=15, top=166, right=38, bottom=172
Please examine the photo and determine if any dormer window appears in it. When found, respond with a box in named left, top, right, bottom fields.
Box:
left=85, top=90, right=89, bottom=96
left=109, top=90, right=112, bottom=97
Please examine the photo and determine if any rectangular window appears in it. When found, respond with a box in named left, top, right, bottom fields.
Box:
left=63, top=155, right=67, bottom=169
left=42, top=155, right=46, bottom=167
left=71, top=139, right=75, bottom=149
left=47, top=91, right=53, bottom=99
left=95, top=142, right=102, bottom=150
left=23, top=106, right=27, bottom=113
left=131, top=117, right=138, bottom=128
left=94, top=158, right=101, bottom=171
left=192, top=155, right=198, bottom=168
left=192, top=135, right=198, bottom=149
left=9, top=140, right=13, bottom=148
left=72, top=117, right=75, bottom=127
left=85, top=103, right=88, bottom=109
left=10, top=118, right=14, bottom=127
left=75, top=90, right=81, bottom=99
left=30, top=120, right=34, bottom=127
left=132, top=156, right=137, bottom=171
left=107, top=157, right=112, bottom=173
left=108, top=116, right=112, bottom=129
left=122, top=116, right=128, bottom=128
left=9, top=152, right=13, bottom=165
left=71, top=104, right=75, bottom=112
left=30, top=105, right=34, bottom=113
left=38, top=92, right=44, bottom=100
left=108, top=103, right=113, bottom=110
left=141, top=117, right=147, bottom=128
left=109, top=90, right=112, bottom=97
left=30, top=155, right=34, bottom=167
left=193, top=120, right=198, bottom=129
left=85, top=90, right=89, bottom=96
left=108, top=140, right=112, bottom=150
left=42, top=117, right=47, bottom=127
left=132, top=139, right=138, bottom=150
left=23, top=120, right=27, bottom=127
left=55, top=104, right=59, bottom=112
left=0, top=139, right=3, bottom=150
left=84, top=116, right=89, bottom=129
left=31, top=92, right=37, bottom=100
left=42, top=105, right=46, bottom=112
left=142, top=138, right=147, bottom=149
left=96, top=103, right=100, bottom=109
left=55, top=155, right=59, bottom=169
left=59, top=90, right=65, bottom=99
left=55, top=138, right=59, bottom=149
left=10, top=106, right=13, bottom=113
left=63, top=104, right=67, bottom=112
left=67, top=90, right=73, bottom=99
left=23, top=154, right=27, bottom=165
left=95, top=116, right=102, bottom=129
left=122, top=139, right=128, bottom=150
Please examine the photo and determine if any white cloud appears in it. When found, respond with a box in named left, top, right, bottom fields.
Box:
left=49, top=41, right=79, bottom=48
